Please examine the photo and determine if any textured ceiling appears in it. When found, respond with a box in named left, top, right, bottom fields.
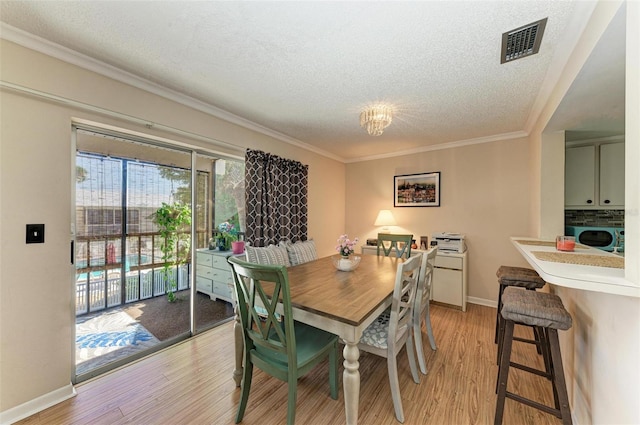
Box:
left=0, top=1, right=625, bottom=162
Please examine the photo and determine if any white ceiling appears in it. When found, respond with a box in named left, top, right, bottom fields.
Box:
left=0, top=1, right=625, bottom=162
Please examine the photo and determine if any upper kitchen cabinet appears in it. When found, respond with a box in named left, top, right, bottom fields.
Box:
left=565, top=138, right=625, bottom=209
left=599, top=142, right=625, bottom=206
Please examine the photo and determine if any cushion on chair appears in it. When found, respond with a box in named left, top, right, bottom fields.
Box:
left=280, top=240, right=317, bottom=266
left=245, top=244, right=291, bottom=266
left=501, top=286, right=572, bottom=330
left=360, top=309, right=391, bottom=349
left=496, top=265, right=546, bottom=289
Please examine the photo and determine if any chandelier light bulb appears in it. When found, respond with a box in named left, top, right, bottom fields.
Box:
left=360, top=104, right=393, bottom=136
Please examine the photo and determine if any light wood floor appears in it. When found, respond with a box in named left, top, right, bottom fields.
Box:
left=17, top=303, right=564, bottom=425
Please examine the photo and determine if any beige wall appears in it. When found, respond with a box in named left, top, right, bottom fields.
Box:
left=346, top=137, right=533, bottom=304
left=2, top=0, right=640, bottom=423
left=0, top=39, right=345, bottom=414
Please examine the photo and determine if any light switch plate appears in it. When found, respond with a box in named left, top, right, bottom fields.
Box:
left=26, top=224, right=45, bottom=244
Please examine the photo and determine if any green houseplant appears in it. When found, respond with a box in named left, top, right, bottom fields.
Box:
left=216, top=221, right=238, bottom=251
left=152, top=202, right=191, bottom=302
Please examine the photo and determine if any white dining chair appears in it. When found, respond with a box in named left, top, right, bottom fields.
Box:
left=413, top=247, right=438, bottom=374
left=358, top=253, right=422, bottom=423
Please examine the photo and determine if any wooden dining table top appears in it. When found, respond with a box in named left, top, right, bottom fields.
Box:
left=284, top=255, right=403, bottom=326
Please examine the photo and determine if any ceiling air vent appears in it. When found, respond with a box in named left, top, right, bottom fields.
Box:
left=501, top=17, right=547, bottom=64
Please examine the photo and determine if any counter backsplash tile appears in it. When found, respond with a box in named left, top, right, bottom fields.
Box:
left=565, top=209, right=625, bottom=227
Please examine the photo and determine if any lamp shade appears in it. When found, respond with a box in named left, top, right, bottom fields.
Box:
left=374, top=209, right=397, bottom=226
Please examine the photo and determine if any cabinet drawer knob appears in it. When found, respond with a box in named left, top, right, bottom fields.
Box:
left=586, top=199, right=593, bottom=204
left=604, top=199, right=611, bottom=204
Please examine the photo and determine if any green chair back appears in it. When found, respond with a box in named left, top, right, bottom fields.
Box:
left=377, top=233, right=413, bottom=258
left=228, top=256, right=338, bottom=425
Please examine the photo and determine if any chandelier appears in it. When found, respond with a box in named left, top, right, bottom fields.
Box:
left=360, top=104, right=393, bottom=136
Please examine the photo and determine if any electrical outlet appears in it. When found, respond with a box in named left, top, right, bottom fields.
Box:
left=26, top=224, right=45, bottom=244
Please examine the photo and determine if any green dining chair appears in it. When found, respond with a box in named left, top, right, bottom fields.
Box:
left=377, top=233, right=413, bottom=258
left=228, top=257, right=339, bottom=425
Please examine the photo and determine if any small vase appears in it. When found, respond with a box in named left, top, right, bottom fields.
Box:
left=232, top=241, right=245, bottom=254
left=217, top=237, right=228, bottom=251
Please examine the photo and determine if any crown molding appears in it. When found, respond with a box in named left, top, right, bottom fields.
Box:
left=2, top=23, right=534, bottom=165
left=0, top=23, right=343, bottom=162
left=346, top=130, right=529, bottom=163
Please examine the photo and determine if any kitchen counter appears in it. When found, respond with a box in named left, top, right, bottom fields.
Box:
left=511, top=237, right=640, bottom=297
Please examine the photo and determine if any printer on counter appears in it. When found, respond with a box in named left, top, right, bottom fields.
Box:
left=431, top=232, right=467, bottom=253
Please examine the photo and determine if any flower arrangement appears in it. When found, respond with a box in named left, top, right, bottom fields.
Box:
left=218, top=221, right=238, bottom=241
left=336, top=234, right=359, bottom=257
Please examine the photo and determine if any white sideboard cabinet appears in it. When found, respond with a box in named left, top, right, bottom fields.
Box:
left=360, top=245, right=468, bottom=311
left=195, top=249, right=236, bottom=304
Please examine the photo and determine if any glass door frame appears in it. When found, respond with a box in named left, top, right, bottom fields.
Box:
left=71, top=123, right=242, bottom=382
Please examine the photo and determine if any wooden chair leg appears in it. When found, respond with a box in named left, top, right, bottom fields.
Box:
left=414, top=319, right=428, bottom=375
left=494, top=320, right=514, bottom=425
left=494, top=284, right=504, bottom=343
left=496, top=307, right=507, bottom=367
left=548, top=328, right=573, bottom=425
left=406, top=333, right=420, bottom=384
left=236, top=360, right=253, bottom=423
left=329, top=340, right=339, bottom=400
left=387, top=354, right=405, bottom=423
left=286, top=380, right=297, bottom=425
left=425, top=305, right=437, bottom=351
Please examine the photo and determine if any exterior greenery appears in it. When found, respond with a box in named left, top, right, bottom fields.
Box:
left=152, top=202, right=192, bottom=302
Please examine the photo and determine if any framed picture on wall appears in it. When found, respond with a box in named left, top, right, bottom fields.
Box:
left=394, top=172, right=440, bottom=207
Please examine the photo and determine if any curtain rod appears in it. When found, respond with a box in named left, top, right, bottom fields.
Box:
left=0, top=80, right=245, bottom=159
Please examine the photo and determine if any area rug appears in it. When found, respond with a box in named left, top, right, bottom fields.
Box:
left=123, top=291, right=235, bottom=341
left=76, top=308, right=159, bottom=376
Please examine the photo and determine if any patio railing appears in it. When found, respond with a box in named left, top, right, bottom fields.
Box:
left=75, top=231, right=206, bottom=316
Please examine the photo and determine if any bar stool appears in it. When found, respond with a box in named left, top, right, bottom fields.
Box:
left=494, top=266, right=546, bottom=345
left=495, top=286, right=573, bottom=425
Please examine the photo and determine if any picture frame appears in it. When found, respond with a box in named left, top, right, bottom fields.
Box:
left=394, top=172, right=441, bottom=207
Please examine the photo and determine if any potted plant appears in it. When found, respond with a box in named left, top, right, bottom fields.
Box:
left=336, top=234, right=359, bottom=258
left=152, top=202, right=191, bottom=302
left=216, top=221, right=238, bottom=251
left=333, top=234, right=361, bottom=271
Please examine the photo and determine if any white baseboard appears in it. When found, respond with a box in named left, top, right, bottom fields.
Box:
left=0, top=383, right=76, bottom=425
left=467, top=296, right=497, bottom=309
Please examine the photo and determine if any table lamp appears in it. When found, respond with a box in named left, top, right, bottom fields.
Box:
left=374, top=209, right=397, bottom=231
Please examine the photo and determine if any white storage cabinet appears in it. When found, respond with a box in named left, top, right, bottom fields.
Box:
left=360, top=246, right=468, bottom=311
left=432, top=251, right=468, bottom=312
left=196, top=249, right=235, bottom=304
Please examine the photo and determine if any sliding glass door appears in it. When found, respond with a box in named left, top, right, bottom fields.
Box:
left=73, top=127, right=240, bottom=381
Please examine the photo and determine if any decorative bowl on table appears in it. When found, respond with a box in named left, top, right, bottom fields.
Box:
left=332, top=255, right=361, bottom=272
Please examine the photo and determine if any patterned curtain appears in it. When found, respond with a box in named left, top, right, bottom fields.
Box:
left=245, top=149, right=308, bottom=246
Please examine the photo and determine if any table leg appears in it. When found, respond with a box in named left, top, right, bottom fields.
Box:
left=343, top=339, right=360, bottom=425
left=232, top=303, right=243, bottom=387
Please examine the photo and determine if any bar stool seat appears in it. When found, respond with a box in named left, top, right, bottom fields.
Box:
left=501, top=287, right=571, bottom=329
left=494, top=266, right=546, bottom=344
left=495, top=287, right=573, bottom=425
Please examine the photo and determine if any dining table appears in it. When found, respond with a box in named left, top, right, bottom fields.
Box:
left=230, top=254, right=404, bottom=425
